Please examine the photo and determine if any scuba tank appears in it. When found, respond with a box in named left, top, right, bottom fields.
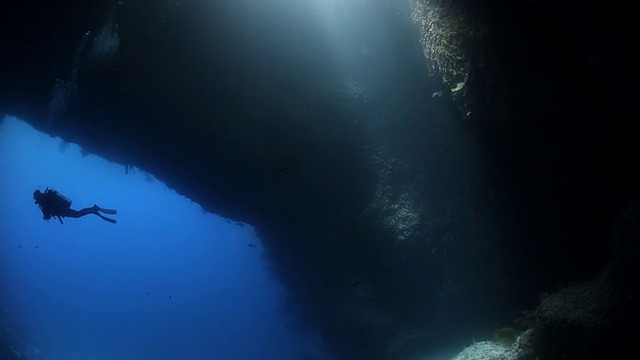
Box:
left=46, top=188, right=72, bottom=209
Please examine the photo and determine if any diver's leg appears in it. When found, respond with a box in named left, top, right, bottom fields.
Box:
left=67, top=207, right=116, bottom=223
left=65, top=208, right=95, bottom=218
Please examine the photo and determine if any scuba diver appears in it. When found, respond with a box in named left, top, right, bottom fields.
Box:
left=33, top=188, right=117, bottom=224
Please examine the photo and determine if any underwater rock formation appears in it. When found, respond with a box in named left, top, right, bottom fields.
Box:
left=533, top=206, right=640, bottom=359
left=451, top=328, right=536, bottom=360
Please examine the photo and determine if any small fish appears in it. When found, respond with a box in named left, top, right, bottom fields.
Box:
left=34, top=245, right=39, bottom=248
left=235, top=222, right=245, bottom=227
left=247, top=243, right=257, bottom=248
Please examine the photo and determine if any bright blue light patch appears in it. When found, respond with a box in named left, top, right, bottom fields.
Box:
left=0, top=115, right=328, bottom=360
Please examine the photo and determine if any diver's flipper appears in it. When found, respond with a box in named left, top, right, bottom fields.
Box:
left=96, top=213, right=117, bottom=224
left=96, top=206, right=117, bottom=215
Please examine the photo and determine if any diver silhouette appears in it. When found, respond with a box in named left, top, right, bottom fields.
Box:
left=33, top=188, right=117, bottom=224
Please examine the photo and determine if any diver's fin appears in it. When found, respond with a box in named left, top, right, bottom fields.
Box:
left=96, top=207, right=117, bottom=215
left=96, top=213, right=117, bottom=224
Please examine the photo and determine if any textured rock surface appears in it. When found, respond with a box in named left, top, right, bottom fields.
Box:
left=534, top=206, right=640, bottom=359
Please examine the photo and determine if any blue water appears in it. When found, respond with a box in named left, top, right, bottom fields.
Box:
left=0, top=115, right=328, bottom=360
